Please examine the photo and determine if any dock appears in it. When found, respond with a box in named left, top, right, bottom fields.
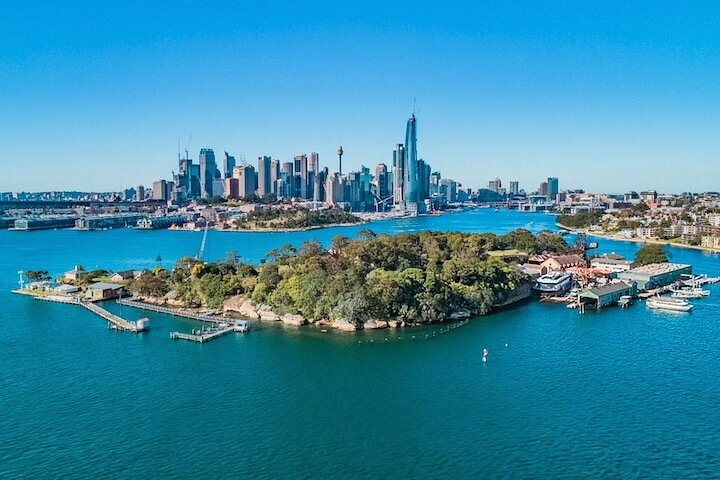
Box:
left=169, top=321, right=248, bottom=343
left=13, top=292, right=148, bottom=333
left=117, top=298, right=225, bottom=324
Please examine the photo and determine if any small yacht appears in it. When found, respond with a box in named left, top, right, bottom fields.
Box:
left=533, top=272, right=573, bottom=296
left=646, top=296, right=693, bottom=312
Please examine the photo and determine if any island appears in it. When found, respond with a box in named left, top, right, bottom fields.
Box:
left=221, top=208, right=365, bottom=232
left=121, top=228, right=570, bottom=330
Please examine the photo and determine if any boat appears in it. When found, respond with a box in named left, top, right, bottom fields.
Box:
left=646, top=296, right=693, bottom=312
left=617, top=295, right=633, bottom=308
left=494, top=208, right=499, bottom=212
left=532, top=272, right=573, bottom=296
left=671, top=287, right=709, bottom=299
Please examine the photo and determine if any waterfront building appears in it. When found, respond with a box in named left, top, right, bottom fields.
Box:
left=589, top=256, right=633, bottom=273
left=617, top=263, right=692, bottom=291
left=222, top=152, right=236, bottom=179
left=509, top=181, right=520, bottom=195
left=199, top=148, right=219, bottom=199
left=439, top=179, right=457, bottom=203
left=578, top=282, right=637, bottom=309
left=547, top=177, right=559, bottom=200
left=233, top=164, right=257, bottom=199
left=392, top=144, right=405, bottom=204
left=257, top=156, right=272, bottom=197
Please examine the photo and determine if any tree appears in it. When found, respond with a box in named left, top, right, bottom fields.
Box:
left=633, top=244, right=668, bottom=267
left=25, top=270, right=50, bottom=283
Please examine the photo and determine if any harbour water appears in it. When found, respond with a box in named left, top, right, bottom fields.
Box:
left=2, top=210, right=720, bottom=478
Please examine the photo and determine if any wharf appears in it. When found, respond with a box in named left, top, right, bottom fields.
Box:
left=13, top=291, right=148, bottom=332
left=117, top=298, right=224, bottom=324
left=169, top=322, right=248, bottom=343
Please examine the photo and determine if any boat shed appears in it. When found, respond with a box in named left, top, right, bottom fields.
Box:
left=578, top=282, right=637, bottom=309
left=617, top=263, right=692, bottom=291
left=85, top=282, right=126, bottom=301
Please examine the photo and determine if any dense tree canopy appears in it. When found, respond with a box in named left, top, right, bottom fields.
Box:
left=633, top=244, right=669, bottom=267
left=556, top=211, right=603, bottom=229
left=127, top=229, right=570, bottom=325
left=233, top=208, right=362, bottom=230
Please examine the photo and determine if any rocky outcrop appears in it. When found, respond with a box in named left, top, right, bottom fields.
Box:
left=281, top=313, right=308, bottom=326
left=387, top=320, right=400, bottom=328
left=332, top=318, right=357, bottom=331
left=364, top=319, right=388, bottom=329
left=223, top=296, right=260, bottom=319
left=257, top=304, right=280, bottom=321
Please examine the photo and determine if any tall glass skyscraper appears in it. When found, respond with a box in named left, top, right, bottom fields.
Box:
left=199, top=148, right=218, bottom=199
left=403, top=114, right=419, bottom=204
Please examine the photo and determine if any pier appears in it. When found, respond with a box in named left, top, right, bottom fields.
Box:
left=169, top=322, right=248, bottom=343
left=117, top=298, right=225, bottom=324
left=13, top=292, right=148, bottom=332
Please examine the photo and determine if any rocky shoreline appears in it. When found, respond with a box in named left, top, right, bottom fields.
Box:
left=216, top=221, right=366, bottom=233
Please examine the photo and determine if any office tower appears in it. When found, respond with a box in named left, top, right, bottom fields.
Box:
left=278, top=162, right=294, bottom=198
left=539, top=181, right=549, bottom=196
left=233, top=165, right=257, bottom=199
left=224, top=178, right=239, bottom=199
left=188, top=164, right=201, bottom=198
left=211, top=179, right=225, bottom=198
left=547, top=177, right=559, bottom=200
left=392, top=143, right=405, bottom=204
left=429, top=171, right=441, bottom=196
left=403, top=114, right=419, bottom=204
left=294, top=154, right=308, bottom=198
left=374, top=163, right=390, bottom=199
left=489, top=178, right=502, bottom=192
left=257, top=156, right=272, bottom=197
left=440, top=179, right=457, bottom=203
left=418, top=159, right=431, bottom=200
left=199, top=148, right=218, bottom=199
left=509, top=181, right=520, bottom=195
left=135, top=185, right=145, bottom=202
left=270, top=159, right=280, bottom=195
left=337, top=146, right=343, bottom=175
left=308, top=152, right=319, bottom=173
left=153, top=179, right=167, bottom=200
left=222, top=152, right=236, bottom=179
left=325, top=172, right=344, bottom=205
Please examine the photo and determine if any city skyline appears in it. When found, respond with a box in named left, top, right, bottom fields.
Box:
left=3, top=2, right=719, bottom=193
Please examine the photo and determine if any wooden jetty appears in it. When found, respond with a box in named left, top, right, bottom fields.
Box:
left=117, top=298, right=224, bottom=324
left=16, top=292, right=148, bottom=333
left=170, top=321, right=249, bottom=343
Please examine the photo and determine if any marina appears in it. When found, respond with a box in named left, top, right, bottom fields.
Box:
left=170, top=321, right=249, bottom=343
left=117, top=297, right=227, bottom=324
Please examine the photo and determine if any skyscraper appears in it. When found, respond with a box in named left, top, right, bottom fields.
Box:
left=294, top=154, right=308, bottom=198
left=489, top=178, right=502, bottom=193
left=232, top=165, right=257, bottom=199
left=547, top=177, right=559, bottom=200
left=403, top=114, right=419, bottom=205
left=539, top=181, right=549, bottom=196
left=374, top=163, right=390, bottom=199
left=509, top=181, right=520, bottom=195
left=222, top=151, right=236, bottom=179
left=257, top=156, right=272, bottom=197
left=270, top=159, right=280, bottom=195
left=392, top=143, right=404, bottom=204
left=199, top=148, right=218, bottom=199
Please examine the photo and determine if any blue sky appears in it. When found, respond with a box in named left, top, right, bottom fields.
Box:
left=2, top=1, right=719, bottom=193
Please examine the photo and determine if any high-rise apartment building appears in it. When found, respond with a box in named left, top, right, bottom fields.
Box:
left=489, top=178, right=502, bottom=192
left=392, top=144, right=405, bottom=204
left=547, top=177, right=559, bottom=200
left=509, top=181, right=520, bottom=195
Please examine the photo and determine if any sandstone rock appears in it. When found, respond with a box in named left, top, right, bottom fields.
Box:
left=387, top=320, right=400, bottom=328
left=281, top=313, right=307, bottom=326
left=238, top=299, right=260, bottom=319
left=258, top=310, right=280, bottom=321
left=364, top=319, right=388, bottom=329
left=332, top=318, right=357, bottom=331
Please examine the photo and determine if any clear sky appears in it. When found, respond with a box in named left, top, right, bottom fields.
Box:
left=2, top=1, right=719, bottom=194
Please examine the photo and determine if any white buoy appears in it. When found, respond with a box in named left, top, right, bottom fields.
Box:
left=482, top=348, right=488, bottom=363
left=505, top=342, right=508, bottom=347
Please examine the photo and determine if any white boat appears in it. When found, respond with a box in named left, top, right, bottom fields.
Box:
left=671, top=287, right=710, bottom=299
left=533, top=272, right=573, bottom=296
left=646, top=296, right=693, bottom=312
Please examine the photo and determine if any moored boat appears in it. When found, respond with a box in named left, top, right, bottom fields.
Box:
left=646, top=296, right=693, bottom=312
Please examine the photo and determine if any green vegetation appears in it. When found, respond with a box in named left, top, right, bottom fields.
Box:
left=633, top=244, right=669, bottom=267
left=24, top=270, right=51, bottom=283
left=233, top=208, right=363, bottom=230
left=127, top=229, right=569, bottom=327
left=556, top=211, right=604, bottom=229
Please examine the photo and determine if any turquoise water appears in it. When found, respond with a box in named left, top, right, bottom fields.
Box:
left=2, top=210, right=720, bottom=478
